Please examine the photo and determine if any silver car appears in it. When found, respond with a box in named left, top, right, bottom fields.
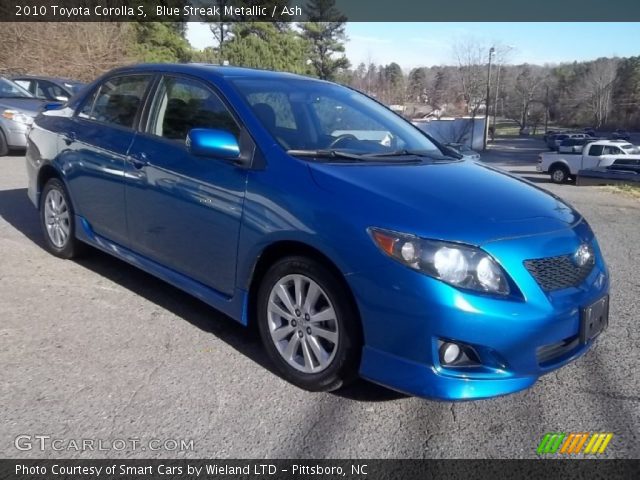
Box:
left=0, top=77, right=45, bottom=156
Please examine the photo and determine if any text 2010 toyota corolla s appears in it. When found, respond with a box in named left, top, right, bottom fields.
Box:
left=26, top=64, right=609, bottom=400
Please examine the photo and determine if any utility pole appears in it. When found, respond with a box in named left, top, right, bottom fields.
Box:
left=483, top=47, right=495, bottom=151
left=492, top=62, right=502, bottom=133
left=544, top=84, right=549, bottom=133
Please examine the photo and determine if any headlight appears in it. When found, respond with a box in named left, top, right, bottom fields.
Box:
left=369, top=227, right=510, bottom=295
left=2, top=109, right=34, bottom=126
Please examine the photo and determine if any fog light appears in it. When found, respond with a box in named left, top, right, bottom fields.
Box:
left=440, top=342, right=461, bottom=364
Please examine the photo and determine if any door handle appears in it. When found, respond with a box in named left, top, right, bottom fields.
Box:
left=128, top=152, right=149, bottom=169
left=63, top=132, right=76, bottom=145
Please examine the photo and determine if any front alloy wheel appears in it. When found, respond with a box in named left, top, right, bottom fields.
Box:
left=257, top=256, right=361, bottom=392
left=267, top=274, right=339, bottom=373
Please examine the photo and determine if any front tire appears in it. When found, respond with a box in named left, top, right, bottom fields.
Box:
left=257, top=256, right=361, bottom=392
left=40, top=178, right=83, bottom=259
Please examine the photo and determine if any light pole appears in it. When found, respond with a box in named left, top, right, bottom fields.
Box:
left=483, top=47, right=495, bottom=151
left=491, top=45, right=514, bottom=132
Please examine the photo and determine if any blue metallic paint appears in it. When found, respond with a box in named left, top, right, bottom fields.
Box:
left=26, top=63, right=609, bottom=400
left=187, top=128, right=241, bottom=159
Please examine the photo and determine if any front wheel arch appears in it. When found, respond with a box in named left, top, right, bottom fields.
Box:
left=247, top=241, right=363, bottom=341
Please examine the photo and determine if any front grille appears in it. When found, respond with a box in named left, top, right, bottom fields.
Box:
left=524, top=254, right=594, bottom=291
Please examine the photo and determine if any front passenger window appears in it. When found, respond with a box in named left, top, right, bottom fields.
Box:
left=588, top=145, right=604, bottom=156
left=147, top=76, right=240, bottom=142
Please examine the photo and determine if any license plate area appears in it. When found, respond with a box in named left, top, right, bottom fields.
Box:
left=580, top=295, right=609, bottom=343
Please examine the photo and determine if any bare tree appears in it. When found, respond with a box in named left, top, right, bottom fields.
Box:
left=579, top=58, right=619, bottom=127
left=0, top=23, right=132, bottom=81
left=452, top=38, right=492, bottom=117
left=502, top=64, right=546, bottom=130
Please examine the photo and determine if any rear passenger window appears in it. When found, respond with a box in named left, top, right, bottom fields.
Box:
left=77, top=75, right=150, bottom=129
left=603, top=146, right=622, bottom=155
left=147, top=76, right=239, bottom=142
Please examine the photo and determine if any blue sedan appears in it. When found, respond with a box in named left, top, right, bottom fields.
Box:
left=26, top=64, right=609, bottom=400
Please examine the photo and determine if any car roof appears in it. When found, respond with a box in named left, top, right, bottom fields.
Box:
left=104, top=63, right=323, bottom=83
left=587, top=140, right=633, bottom=146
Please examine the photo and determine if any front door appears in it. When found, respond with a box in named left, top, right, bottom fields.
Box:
left=124, top=75, right=249, bottom=296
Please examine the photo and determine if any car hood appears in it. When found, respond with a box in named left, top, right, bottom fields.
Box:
left=307, top=158, right=582, bottom=245
left=0, top=97, right=45, bottom=116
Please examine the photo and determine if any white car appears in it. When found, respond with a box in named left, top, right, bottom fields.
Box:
left=552, top=133, right=590, bottom=150
left=537, top=140, right=640, bottom=183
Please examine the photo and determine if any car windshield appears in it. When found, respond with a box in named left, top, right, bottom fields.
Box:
left=0, top=77, right=34, bottom=99
left=621, top=144, right=640, bottom=154
left=231, top=78, right=443, bottom=159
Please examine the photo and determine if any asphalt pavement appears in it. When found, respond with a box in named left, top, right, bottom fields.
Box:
left=1, top=141, right=638, bottom=459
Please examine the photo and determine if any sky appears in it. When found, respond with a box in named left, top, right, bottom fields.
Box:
left=187, top=22, right=640, bottom=70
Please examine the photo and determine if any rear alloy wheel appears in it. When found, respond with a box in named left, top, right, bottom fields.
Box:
left=257, top=256, right=360, bottom=392
left=550, top=165, right=569, bottom=184
left=40, top=178, right=84, bottom=259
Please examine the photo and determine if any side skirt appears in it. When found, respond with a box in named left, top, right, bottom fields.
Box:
left=74, top=216, right=249, bottom=325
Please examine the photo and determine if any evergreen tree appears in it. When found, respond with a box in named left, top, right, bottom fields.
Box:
left=298, top=0, right=349, bottom=80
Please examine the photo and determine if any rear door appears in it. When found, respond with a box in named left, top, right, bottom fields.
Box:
left=124, top=74, right=250, bottom=295
left=599, top=145, right=625, bottom=167
left=57, top=74, right=153, bottom=246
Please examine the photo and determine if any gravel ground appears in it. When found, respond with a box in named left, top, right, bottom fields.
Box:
left=1, top=140, right=638, bottom=459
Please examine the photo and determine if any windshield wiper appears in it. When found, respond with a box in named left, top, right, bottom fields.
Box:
left=287, top=149, right=429, bottom=163
left=368, top=149, right=460, bottom=161
left=287, top=149, right=370, bottom=161
left=367, top=149, right=430, bottom=157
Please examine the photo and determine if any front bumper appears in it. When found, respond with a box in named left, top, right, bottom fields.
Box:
left=349, top=221, right=609, bottom=400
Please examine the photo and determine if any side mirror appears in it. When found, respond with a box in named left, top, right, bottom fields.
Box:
left=186, top=128, right=240, bottom=159
left=42, top=102, right=64, bottom=111
left=54, top=95, right=69, bottom=102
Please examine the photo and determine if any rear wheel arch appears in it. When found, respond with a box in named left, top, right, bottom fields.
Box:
left=37, top=164, right=65, bottom=209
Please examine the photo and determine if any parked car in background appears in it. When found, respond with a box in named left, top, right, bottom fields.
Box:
left=11, top=75, right=86, bottom=103
left=583, top=127, right=596, bottom=137
left=558, top=137, right=590, bottom=153
left=444, top=142, right=481, bottom=160
left=577, top=158, right=640, bottom=186
left=0, top=76, right=45, bottom=156
left=552, top=133, right=589, bottom=151
left=538, top=139, right=640, bottom=183
left=26, top=63, right=610, bottom=401
left=610, top=129, right=631, bottom=141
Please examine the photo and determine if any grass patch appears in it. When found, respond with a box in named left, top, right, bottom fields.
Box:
left=493, top=119, right=574, bottom=138
left=601, top=184, right=640, bottom=199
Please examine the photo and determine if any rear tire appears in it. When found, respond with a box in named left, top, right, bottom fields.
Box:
left=257, top=256, right=361, bottom=392
left=550, top=165, right=569, bottom=184
left=0, top=130, right=8, bottom=157
left=40, top=178, right=84, bottom=259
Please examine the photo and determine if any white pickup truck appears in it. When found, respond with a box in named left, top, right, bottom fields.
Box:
left=537, top=140, right=640, bottom=183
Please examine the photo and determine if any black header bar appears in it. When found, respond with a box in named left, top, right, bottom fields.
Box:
left=2, top=0, right=640, bottom=22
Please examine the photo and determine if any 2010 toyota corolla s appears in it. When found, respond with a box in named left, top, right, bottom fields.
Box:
left=25, top=64, right=609, bottom=400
